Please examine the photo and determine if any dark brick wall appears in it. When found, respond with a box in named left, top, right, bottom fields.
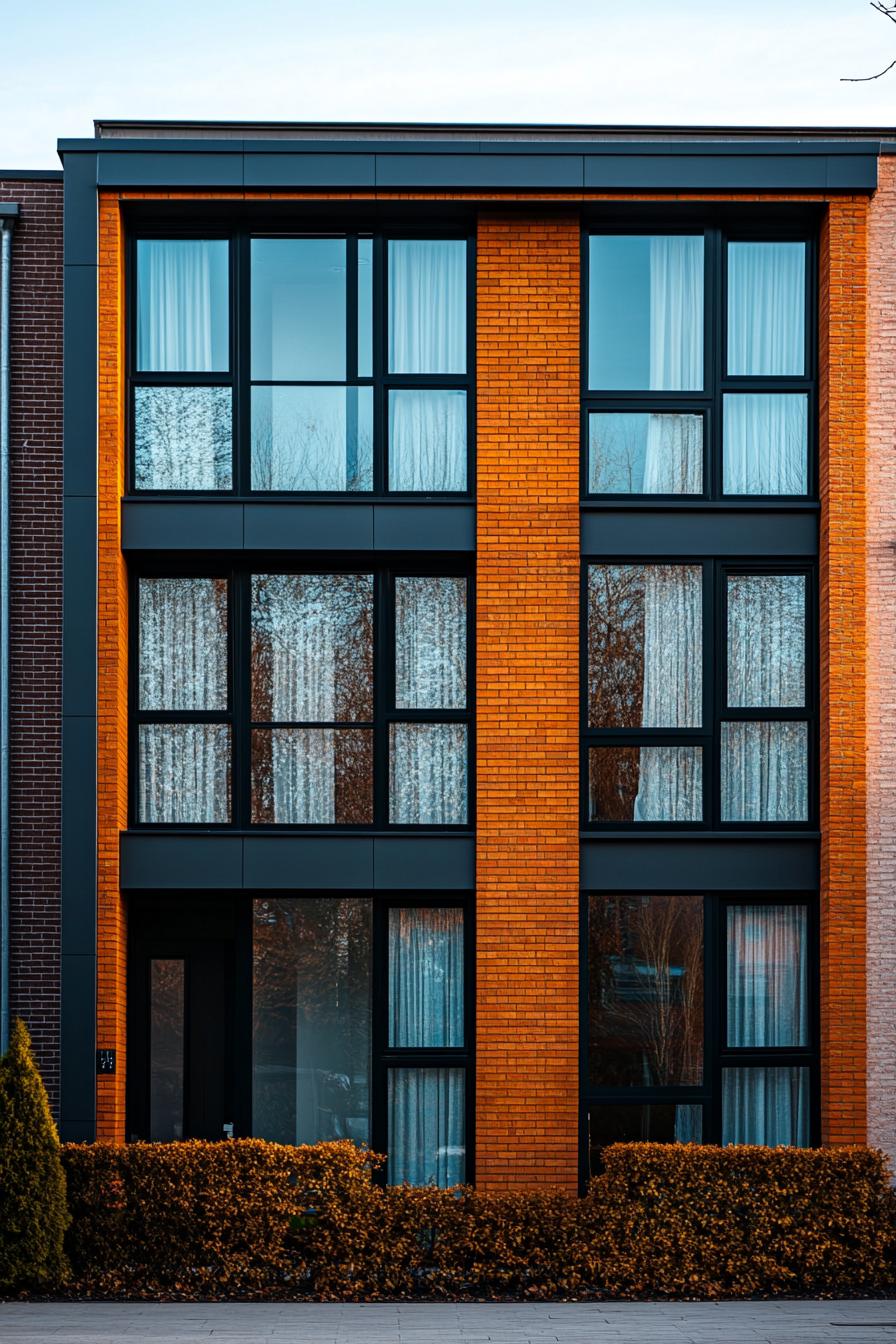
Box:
left=0, top=176, right=64, bottom=1112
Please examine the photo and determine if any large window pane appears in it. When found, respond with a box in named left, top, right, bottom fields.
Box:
left=139, top=577, right=228, bottom=712
left=251, top=238, right=346, bottom=381
left=357, top=237, right=373, bottom=378
left=727, top=905, right=808, bottom=1048
left=587, top=565, right=702, bottom=728
left=134, top=386, right=232, bottom=491
left=721, top=721, right=808, bottom=822
left=251, top=385, right=373, bottom=492
left=138, top=723, right=230, bottom=823
left=722, top=1066, right=809, bottom=1146
left=251, top=727, right=373, bottom=825
left=388, top=389, right=467, bottom=492
left=388, top=1067, right=465, bottom=1187
left=727, top=242, right=806, bottom=376
left=395, top=576, right=467, bottom=710
left=136, top=239, right=229, bottom=373
left=589, top=746, right=702, bottom=823
left=588, top=235, right=703, bottom=391
left=723, top=393, right=808, bottom=495
left=389, top=907, right=464, bottom=1048
left=588, top=1104, right=702, bottom=1173
left=149, top=959, right=184, bottom=1142
left=727, top=575, right=806, bottom=708
left=589, top=894, right=703, bottom=1087
left=388, top=240, right=466, bottom=374
left=252, top=898, right=371, bottom=1146
left=251, top=574, right=373, bottom=723
left=588, top=412, right=702, bottom=495
left=389, top=723, right=467, bottom=825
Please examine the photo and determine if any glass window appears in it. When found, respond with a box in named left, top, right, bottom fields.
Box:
left=727, top=575, right=806, bottom=709
left=149, top=959, right=184, bottom=1142
left=720, top=721, right=808, bottom=823
left=588, top=235, right=704, bottom=391
left=389, top=907, right=464, bottom=1048
left=588, top=894, right=703, bottom=1087
left=389, top=723, right=468, bottom=825
left=388, top=1067, right=465, bottom=1186
left=357, top=237, right=373, bottom=379
left=723, top=393, right=808, bottom=495
left=138, top=577, right=228, bottom=712
left=134, top=386, right=232, bottom=492
left=388, top=389, right=467, bottom=492
left=588, top=745, right=703, bottom=823
left=138, top=723, right=231, bottom=823
left=588, top=412, right=703, bottom=495
left=251, top=385, right=373, bottom=492
left=388, top=240, right=467, bottom=375
left=251, top=238, right=346, bottom=381
left=252, top=898, right=371, bottom=1146
left=722, top=1066, right=810, bottom=1146
left=395, top=576, right=467, bottom=710
left=136, top=239, right=229, bottom=373
left=727, top=905, right=808, bottom=1048
left=588, top=1104, right=702, bottom=1172
left=727, top=241, right=806, bottom=376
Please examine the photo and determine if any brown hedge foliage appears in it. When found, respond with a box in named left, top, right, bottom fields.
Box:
left=60, top=1139, right=896, bottom=1301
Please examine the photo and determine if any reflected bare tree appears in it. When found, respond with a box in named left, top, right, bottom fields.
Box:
left=842, top=2, right=896, bottom=80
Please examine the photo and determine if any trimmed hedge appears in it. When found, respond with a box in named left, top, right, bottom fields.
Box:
left=61, top=1139, right=896, bottom=1300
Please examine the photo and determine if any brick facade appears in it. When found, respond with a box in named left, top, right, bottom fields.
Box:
left=0, top=176, right=63, bottom=1112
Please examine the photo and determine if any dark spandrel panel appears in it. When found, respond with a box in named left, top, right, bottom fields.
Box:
left=720, top=721, right=808, bottom=823
left=388, top=239, right=467, bottom=375
left=252, top=897, right=372, bottom=1147
left=136, top=239, right=230, bottom=373
left=388, top=1067, right=465, bottom=1187
left=251, top=385, right=373, bottom=492
left=251, top=237, right=347, bottom=382
left=727, top=241, right=806, bottom=377
left=722, top=393, right=808, bottom=496
left=588, top=412, right=703, bottom=495
left=149, top=959, right=184, bottom=1142
left=138, top=723, right=231, bottom=824
left=134, top=386, right=232, bottom=491
left=722, top=1066, right=809, bottom=1146
left=588, top=746, right=703, bottom=824
left=588, top=1104, right=702, bottom=1175
left=727, top=574, right=806, bottom=709
left=388, top=389, right=467, bottom=493
left=250, top=573, right=374, bottom=723
left=588, top=235, right=704, bottom=392
left=389, top=723, right=468, bottom=825
left=395, top=576, right=467, bottom=710
left=250, top=727, right=373, bottom=825
left=138, top=577, right=228, bottom=712
left=587, top=565, right=702, bottom=729
left=588, top=894, right=704, bottom=1087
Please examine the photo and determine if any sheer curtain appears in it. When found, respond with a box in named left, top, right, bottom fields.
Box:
left=643, top=414, right=703, bottom=493
left=389, top=907, right=464, bottom=1047
left=395, top=577, right=466, bottom=710
left=648, top=236, right=703, bottom=391
left=389, top=389, right=466, bottom=492
left=135, top=386, right=232, bottom=492
left=723, top=393, right=808, bottom=495
left=390, top=724, right=467, bottom=824
left=139, top=723, right=230, bottom=823
left=727, top=905, right=807, bottom=1048
left=722, top=1067, right=809, bottom=1146
left=388, top=240, right=466, bottom=374
left=727, top=242, right=805, bottom=375
left=137, top=239, right=228, bottom=372
left=388, top=1069, right=465, bottom=1186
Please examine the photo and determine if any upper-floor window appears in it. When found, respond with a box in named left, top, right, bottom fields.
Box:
left=130, top=232, right=472, bottom=496
left=584, top=230, right=813, bottom=499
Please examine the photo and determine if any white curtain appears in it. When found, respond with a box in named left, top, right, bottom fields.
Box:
left=395, top=576, right=466, bottom=710
left=389, top=389, right=467, bottom=492
left=649, top=236, right=703, bottom=391
left=723, top=393, right=807, bottom=495
left=727, top=242, right=805, bottom=375
left=139, top=723, right=230, bottom=823
left=139, top=577, right=228, bottom=711
left=673, top=1105, right=703, bottom=1143
left=642, top=414, right=703, bottom=494
left=727, top=574, right=805, bottom=708
left=134, top=386, right=232, bottom=492
left=721, top=721, right=808, bottom=822
left=389, top=907, right=464, bottom=1048
left=633, top=746, right=702, bottom=822
left=137, top=239, right=228, bottom=372
left=388, top=240, right=466, bottom=374
left=388, top=1068, right=465, bottom=1187
left=390, top=724, right=467, bottom=825
left=727, top=905, right=807, bottom=1048
left=722, top=1066, right=809, bottom=1146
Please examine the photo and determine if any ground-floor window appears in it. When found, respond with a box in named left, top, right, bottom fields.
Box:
left=583, top=891, right=817, bottom=1176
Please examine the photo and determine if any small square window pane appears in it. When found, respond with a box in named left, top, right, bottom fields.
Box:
left=388, top=1067, right=465, bottom=1187
left=137, top=239, right=229, bottom=373
left=388, top=240, right=466, bottom=374
left=358, top=237, right=373, bottom=379
left=721, top=721, right=808, bottom=822
left=723, top=393, right=808, bottom=496
left=727, top=575, right=806, bottom=708
left=251, top=727, right=373, bottom=825
left=251, top=385, right=373, bottom=492
left=588, top=235, right=704, bottom=391
left=388, top=389, right=467, bottom=492
left=138, top=577, right=228, bottom=712
left=587, top=565, right=702, bottom=729
left=722, top=1066, right=810, bottom=1146
left=251, top=238, right=346, bottom=381
left=588, top=746, right=703, bottom=823
left=134, top=386, right=232, bottom=491
left=588, top=1105, right=702, bottom=1176
left=138, top=724, right=230, bottom=823
left=727, top=905, right=808, bottom=1048
left=389, top=723, right=467, bottom=825
left=389, top=907, right=464, bottom=1048
left=588, top=412, right=702, bottom=495
left=395, top=576, right=467, bottom=710
left=727, top=242, right=806, bottom=376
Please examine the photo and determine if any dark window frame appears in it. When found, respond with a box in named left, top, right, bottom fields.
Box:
left=126, top=224, right=477, bottom=500
left=129, top=560, right=475, bottom=832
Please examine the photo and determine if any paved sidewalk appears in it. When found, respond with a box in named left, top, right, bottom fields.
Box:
left=1, top=1300, right=896, bottom=1342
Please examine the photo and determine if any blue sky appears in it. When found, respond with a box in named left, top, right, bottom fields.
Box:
left=3, top=0, right=896, bottom=168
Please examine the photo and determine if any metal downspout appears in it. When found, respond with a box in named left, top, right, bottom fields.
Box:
left=1, top=212, right=15, bottom=1054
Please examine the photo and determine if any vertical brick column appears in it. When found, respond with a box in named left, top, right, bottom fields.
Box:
left=818, top=196, right=868, bottom=1145
left=475, top=213, right=580, bottom=1190
left=96, top=195, right=128, bottom=1140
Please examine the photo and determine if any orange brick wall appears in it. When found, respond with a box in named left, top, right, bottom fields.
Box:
left=475, top=214, right=581, bottom=1190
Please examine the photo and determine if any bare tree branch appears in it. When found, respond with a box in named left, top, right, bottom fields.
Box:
left=841, top=1, right=896, bottom=80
